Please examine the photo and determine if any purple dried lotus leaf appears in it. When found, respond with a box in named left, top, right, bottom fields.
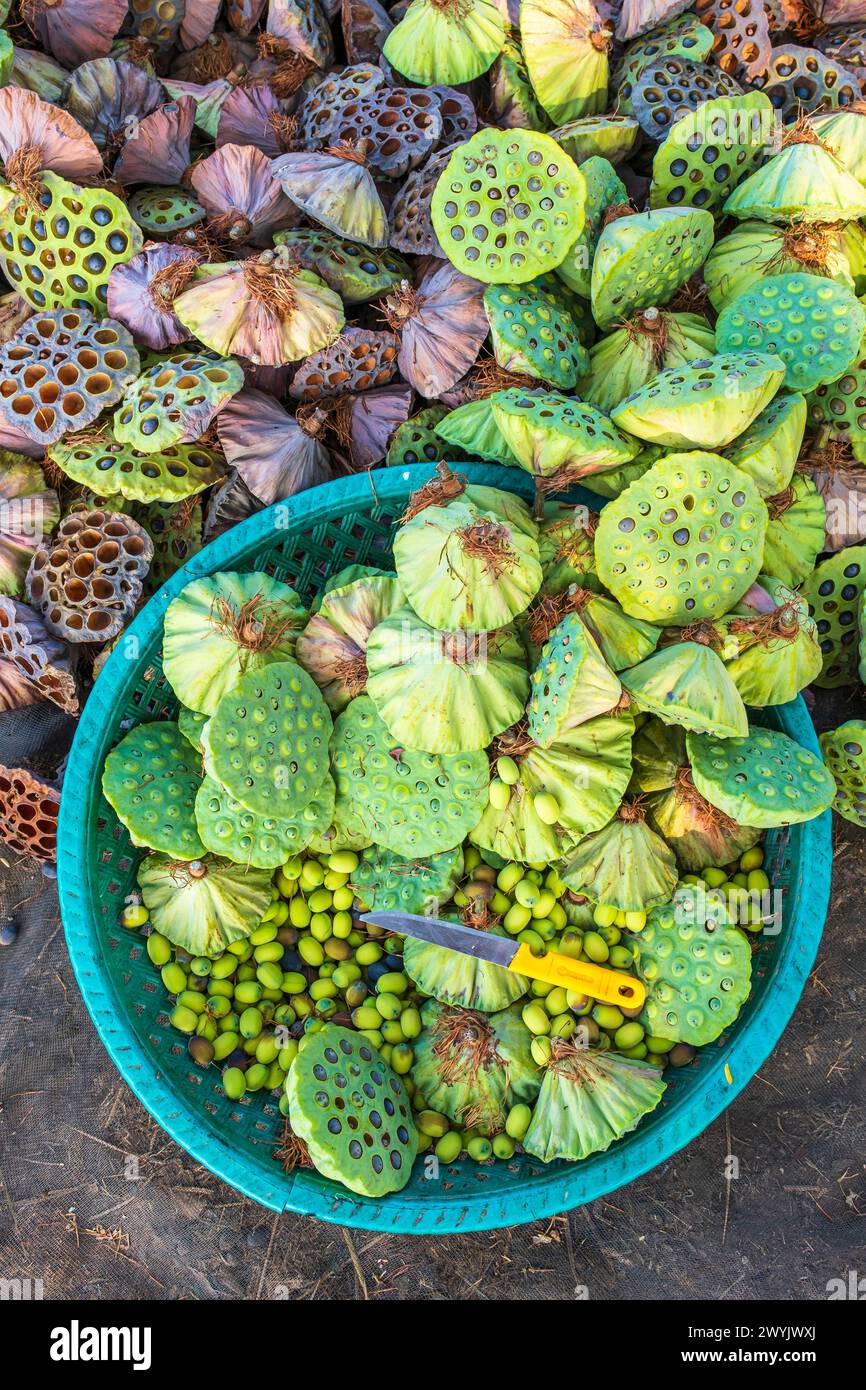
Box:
left=113, top=98, right=196, bottom=187
left=217, top=84, right=294, bottom=157
left=289, top=325, right=400, bottom=400
left=0, top=88, right=101, bottom=182
left=0, top=658, right=42, bottom=712
left=226, top=0, right=269, bottom=36
left=0, top=594, right=78, bottom=713
left=347, top=383, right=413, bottom=469
left=10, top=49, right=69, bottom=106
left=0, top=421, right=44, bottom=459
left=267, top=0, right=335, bottom=68
left=238, top=357, right=293, bottom=396
left=385, top=261, right=488, bottom=399
left=0, top=459, right=61, bottom=596
left=0, top=294, right=34, bottom=347
left=190, top=143, right=300, bottom=246
left=179, top=0, right=226, bottom=50
left=66, top=59, right=166, bottom=152
left=162, top=76, right=244, bottom=139
left=203, top=472, right=262, bottom=541
left=737, top=581, right=777, bottom=617
left=23, top=0, right=128, bottom=69
left=342, top=0, right=394, bottom=64
left=823, top=1, right=866, bottom=20
left=217, top=386, right=333, bottom=503
left=107, top=244, right=198, bottom=350
left=617, top=0, right=693, bottom=41
left=430, top=87, right=478, bottom=144
left=801, top=455, right=866, bottom=553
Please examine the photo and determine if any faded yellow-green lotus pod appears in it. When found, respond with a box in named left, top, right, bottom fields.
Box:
left=173, top=247, right=345, bottom=367
left=521, top=0, right=613, bottom=125
left=383, top=0, right=506, bottom=86
left=271, top=141, right=389, bottom=247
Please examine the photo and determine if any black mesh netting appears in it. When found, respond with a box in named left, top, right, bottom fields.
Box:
left=1, top=693, right=865, bottom=1301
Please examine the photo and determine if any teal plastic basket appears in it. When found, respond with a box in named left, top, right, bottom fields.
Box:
left=58, top=464, right=832, bottom=1233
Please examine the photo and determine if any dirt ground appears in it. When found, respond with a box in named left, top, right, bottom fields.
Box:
left=1, top=693, right=864, bottom=1302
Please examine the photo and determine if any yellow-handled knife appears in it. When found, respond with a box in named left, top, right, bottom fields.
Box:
left=359, top=910, right=646, bottom=1009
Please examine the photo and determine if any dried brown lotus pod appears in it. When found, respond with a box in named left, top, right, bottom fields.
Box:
left=0, top=89, right=101, bottom=192
left=0, top=294, right=34, bottom=347
left=431, top=87, right=478, bottom=144
left=113, top=98, right=197, bottom=187
left=0, top=595, right=78, bottom=713
left=345, top=382, right=413, bottom=469
left=25, top=507, right=153, bottom=643
left=107, top=244, right=199, bottom=351
left=22, top=0, right=129, bottom=70
left=226, top=0, right=269, bottom=37
left=126, top=0, right=184, bottom=49
left=692, top=1, right=773, bottom=81
left=173, top=246, right=346, bottom=367
left=0, top=658, right=42, bottom=712
left=66, top=58, right=166, bottom=154
left=217, top=85, right=297, bottom=156
left=0, top=764, right=61, bottom=862
left=0, top=309, right=140, bottom=448
left=297, top=63, right=386, bottom=145
left=270, top=144, right=389, bottom=247
left=217, top=386, right=333, bottom=503
left=290, top=326, right=400, bottom=401
left=190, top=143, right=300, bottom=246
left=342, top=0, right=394, bottom=64
left=325, top=86, right=443, bottom=178
left=388, top=146, right=451, bottom=256
left=381, top=262, right=488, bottom=399
left=267, top=0, right=335, bottom=69
left=0, top=458, right=61, bottom=597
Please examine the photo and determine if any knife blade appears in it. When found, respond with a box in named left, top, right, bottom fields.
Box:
left=359, top=910, right=646, bottom=1008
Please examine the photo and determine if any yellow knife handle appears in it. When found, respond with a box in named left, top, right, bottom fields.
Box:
left=511, top=943, right=646, bottom=1009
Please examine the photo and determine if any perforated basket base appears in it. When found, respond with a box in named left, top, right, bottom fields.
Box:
left=58, top=464, right=831, bottom=1233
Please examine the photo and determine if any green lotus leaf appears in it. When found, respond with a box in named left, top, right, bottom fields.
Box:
left=645, top=779, right=761, bottom=874
left=686, top=725, right=836, bottom=828
left=470, top=707, right=634, bottom=862
left=631, top=890, right=752, bottom=1046
left=412, top=1000, right=539, bottom=1134
left=562, top=807, right=678, bottom=911
left=331, top=695, right=489, bottom=857
left=723, top=141, right=866, bottom=224
left=621, top=641, right=748, bottom=738
left=164, top=571, right=307, bottom=716
left=286, top=1025, right=417, bottom=1197
left=521, top=0, right=612, bottom=124
left=102, top=720, right=205, bottom=860
left=723, top=393, right=807, bottom=497
left=394, top=496, right=542, bottom=631
left=819, top=720, right=866, bottom=828
left=811, top=108, right=866, bottom=183
left=760, top=474, right=826, bottom=590
left=137, top=853, right=272, bottom=957
left=580, top=443, right=663, bottom=499
left=551, top=114, right=640, bottom=165
left=538, top=502, right=599, bottom=595
left=703, top=221, right=856, bottom=313
left=611, top=352, right=785, bottom=449
left=403, top=921, right=529, bottom=1013
left=366, top=608, right=529, bottom=754
left=580, top=309, right=716, bottom=415
left=591, top=207, right=715, bottom=330
left=489, top=26, right=549, bottom=132
left=383, top=0, right=505, bottom=85
left=177, top=705, right=206, bottom=752
left=434, top=397, right=521, bottom=465
left=296, top=573, right=405, bottom=713
left=595, top=451, right=769, bottom=624
left=431, top=127, right=586, bottom=284
left=714, top=584, right=823, bottom=707
left=523, top=1043, right=665, bottom=1162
